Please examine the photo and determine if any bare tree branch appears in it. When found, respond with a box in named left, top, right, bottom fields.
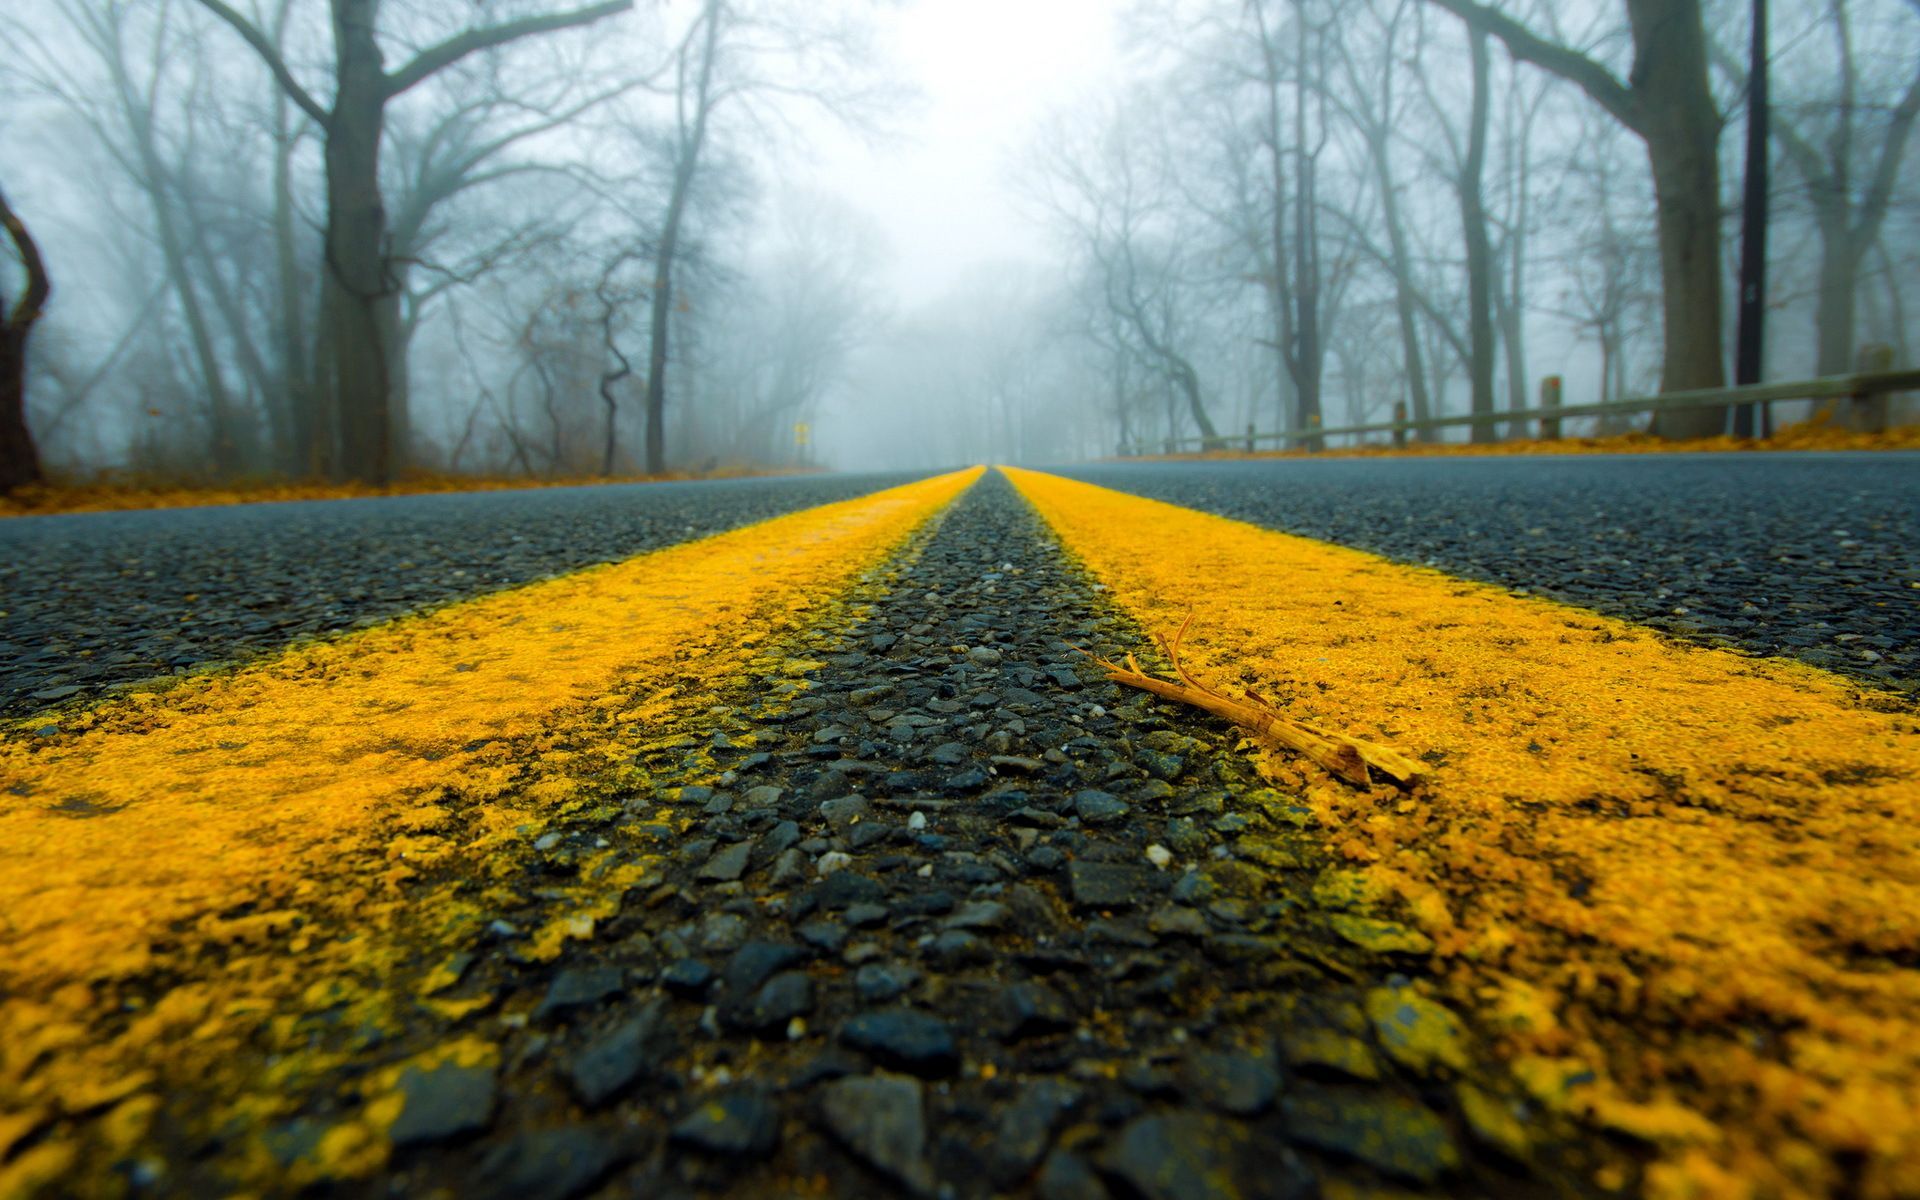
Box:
left=187, top=0, right=327, bottom=123
left=384, top=1, right=634, bottom=98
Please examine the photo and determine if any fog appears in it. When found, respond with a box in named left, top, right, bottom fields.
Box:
left=1, top=0, right=1916, bottom=486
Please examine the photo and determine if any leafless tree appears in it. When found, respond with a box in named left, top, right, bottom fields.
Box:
left=0, top=186, right=51, bottom=490
left=1426, top=0, right=1729, bottom=436
left=191, top=0, right=634, bottom=483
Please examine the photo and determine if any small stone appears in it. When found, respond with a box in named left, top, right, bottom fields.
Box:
left=699, top=912, right=749, bottom=953
left=723, top=942, right=808, bottom=1001
left=854, top=963, right=921, bottom=1003
left=1067, top=861, right=1151, bottom=908
left=1181, top=1051, right=1278, bottom=1116
left=797, top=919, right=848, bottom=954
left=1000, top=982, right=1074, bottom=1040
left=929, top=741, right=969, bottom=765
left=670, top=1090, right=780, bottom=1157
left=1035, top=1149, right=1106, bottom=1200
left=1072, top=789, right=1129, bottom=824
left=769, top=847, right=807, bottom=886
left=1365, top=984, right=1470, bottom=1075
left=924, top=929, right=988, bottom=967
left=813, top=871, right=885, bottom=910
left=1144, top=844, right=1172, bottom=870
left=817, top=851, right=855, bottom=877
left=1330, top=914, right=1435, bottom=955
left=1457, top=1082, right=1533, bottom=1160
left=388, top=1062, right=497, bottom=1147
left=535, top=966, right=624, bottom=1021
left=1279, top=1026, right=1380, bottom=1081
left=844, top=902, right=890, bottom=928
left=1164, top=818, right=1209, bottom=855
left=697, top=841, right=753, bottom=883
left=472, top=1127, right=618, bottom=1200
left=661, top=959, right=714, bottom=996
left=820, top=794, right=871, bottom=830
left=745, top=784, right=784, bottom=806
left=743, top=971, right=814, bottom=1032
left=1101, top=1111, right=1293, bottom=1200
left=944, top=900, right=1009, bottom=930
left=990, top=1080, right=1081, bottom=1187
left=966, top=646, right=1003, bottom=666
left=1147, top=906, right=1210, bottom=939
left=839, top=1009, right=958, bottom=1076
left=1281, top=1086, right=1460, bottom=1184
left=818, top=1073, right=935, bottom=1194
left=906, top=811, right=928, bottom=831
left=568, top=1002, right=665, bottom=1107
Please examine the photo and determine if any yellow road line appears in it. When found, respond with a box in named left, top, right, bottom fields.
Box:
left=1004, top=466, right=1920, bottom=1199
left=0, top=468, right=978, bottom=1191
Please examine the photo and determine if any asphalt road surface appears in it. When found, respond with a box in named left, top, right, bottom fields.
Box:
left=0, top=472, right=928, bottom=718
left=5, top=457, right=1917, bottom=1199
left=1062, top=452, right=1920, bottom=689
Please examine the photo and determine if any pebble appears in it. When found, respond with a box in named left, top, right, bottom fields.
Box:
left=817, top=1074, right=935, bottom=1194
left=387, top=1063, right=497, bottom=1147
left=567, top=1003, right=664, bottom=1107
left=669, top=1090, right=781, bottom=1157
left=471, top=1127, right=618, bottom=1200
left=838, top=1009, right=958, bottom=1075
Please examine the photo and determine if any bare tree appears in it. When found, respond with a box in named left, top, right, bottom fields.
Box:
left=1427, top=0, right=1728, bottom=436
left=1718, top=1, right=1920, bottom=375
left=191, top=0, right=633, bottom=483
left=0, top=186, right=50, bottom=490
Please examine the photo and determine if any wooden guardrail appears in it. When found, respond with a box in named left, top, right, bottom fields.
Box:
left=1126, top=368, right=1920, bottom=455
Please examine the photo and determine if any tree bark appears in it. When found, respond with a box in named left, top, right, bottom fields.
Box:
left=1461, top=28, right=1497, bottom=442
left=1426, top=0, right=1728, bottom=435
left=644, top=0, right=723, bottom=476
left=0, top=187, right=49, bottom=491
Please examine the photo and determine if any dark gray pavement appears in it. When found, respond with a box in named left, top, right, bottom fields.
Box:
left=1059, top=453, right=1919, bottom=690
left=0, top=472, right=930, bottom=718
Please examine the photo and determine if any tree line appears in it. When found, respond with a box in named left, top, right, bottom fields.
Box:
left=0, top=0, right=889, bottom=489
left=1023, top=0, right=1920, bottom=453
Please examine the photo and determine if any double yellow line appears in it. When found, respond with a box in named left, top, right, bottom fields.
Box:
left=2, top=465, right=1914, bottom=1197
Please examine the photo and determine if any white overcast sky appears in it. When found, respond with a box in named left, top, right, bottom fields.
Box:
left=791, top=0, right=1125, bottom=309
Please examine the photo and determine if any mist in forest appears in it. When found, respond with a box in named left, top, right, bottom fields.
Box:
left=1, top=0, right=1916, bottom=486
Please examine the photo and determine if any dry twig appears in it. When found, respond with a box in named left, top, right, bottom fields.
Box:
left=1087, top=613, right=1425, bottom=789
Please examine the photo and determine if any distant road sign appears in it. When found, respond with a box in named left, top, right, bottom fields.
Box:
left=794, top=422, right=811, bottom=448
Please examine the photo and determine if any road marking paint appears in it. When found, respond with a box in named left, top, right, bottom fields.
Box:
left=1004, top=465, right=1920, bottom=1197
left=0, top=467, right=978, bottom=1188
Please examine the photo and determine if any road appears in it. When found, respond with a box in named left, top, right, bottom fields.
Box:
left=1, top=456, right=1915, bottom=1200
left=0, top=471, right=927, bottom=718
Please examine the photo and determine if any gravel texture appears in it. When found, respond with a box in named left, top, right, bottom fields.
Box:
left=1061, top=453, right=1920, bottom=690
left=0, top=472, right=926, bottom=718
left=197, top=473, right=1603, bottom=1198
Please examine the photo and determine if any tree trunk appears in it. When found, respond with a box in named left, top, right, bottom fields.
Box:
left=644, top=188, right=689, bottom=476
left=1462, top=29, right=1497, bottom=443
left=323, top=1, right=398, bottom=483
left=1292, top=13, right=1324, bottom=451
left=1629, top=0, right=1727, bottom=434
left=1813, top=226, right=1864, bottom=375
left=0, top=189, right=49, bottom=490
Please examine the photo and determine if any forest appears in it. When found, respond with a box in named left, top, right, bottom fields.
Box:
left=1, top=0, right=1916, bottom=486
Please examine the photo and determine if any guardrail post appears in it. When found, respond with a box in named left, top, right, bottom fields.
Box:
left=1392, top=402, right=1407, bottom=448
left=1245, top=423, right=1255, bottom=453
left=1307, top=412, right=1321, bottom=453
left=1853, top=344, right=1893, bottom=433
left=1539, top=375, right=1563, bottom=440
